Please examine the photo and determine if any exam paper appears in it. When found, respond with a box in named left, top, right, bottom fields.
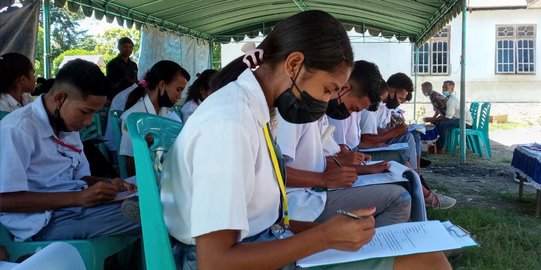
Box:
left=298, top=221, right=477, bottom=268
left=408, top=124, right=426, bottom=134
left=344, top=161, right=409, bottom=188
left=358, top=143, right=409, bottom=152
left=112, top=176, right=138, bottom=201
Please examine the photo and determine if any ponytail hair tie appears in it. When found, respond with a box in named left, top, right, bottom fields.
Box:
left=139, top=79, right=149, bottom=90
left=241, top=42, right=264, bottom=69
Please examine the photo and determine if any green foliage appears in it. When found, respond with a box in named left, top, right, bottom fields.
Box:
left=35, top=26, right=44, bottom=78
left=428, top=206, right=541, bottom=269
left=52, top=49, right=96, bottom=75
left=212, top=42, right=221, bottom=69
left=94, top=28, right=141, bottom=64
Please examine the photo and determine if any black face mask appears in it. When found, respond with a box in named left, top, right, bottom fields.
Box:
left=157, top=87, right=175, bottom=108
left=385, top=95, right=400, bottom=109
left=44, top=96, right=69, bottom=132
left=326, top=89, right=350, bottom=120
left=275, top=64, right=328, bottom=124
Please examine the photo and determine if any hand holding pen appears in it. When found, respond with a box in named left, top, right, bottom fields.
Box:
left=317, top=207, right=376, bottom=251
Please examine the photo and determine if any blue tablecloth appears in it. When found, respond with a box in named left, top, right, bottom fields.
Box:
left=511, top=144, right=541, bottom=190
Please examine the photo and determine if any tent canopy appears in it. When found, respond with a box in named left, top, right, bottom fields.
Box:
left=58, top=0, right=464, bottom=44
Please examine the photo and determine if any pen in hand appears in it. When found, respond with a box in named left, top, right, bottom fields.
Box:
left=332, top=157, right=343, bottom=167
left=336, top=209, right=372, bottom=219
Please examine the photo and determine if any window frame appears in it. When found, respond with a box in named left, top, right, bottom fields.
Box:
left=495, top=24, right=536, bottom=75
left=414, top=27, right=451, bottom=76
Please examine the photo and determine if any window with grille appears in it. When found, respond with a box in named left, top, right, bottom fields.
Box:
left=414, top=27, right=450, bottom=75
left=496, top=25, right=536, bottom=74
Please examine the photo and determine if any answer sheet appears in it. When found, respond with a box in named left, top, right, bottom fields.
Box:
left=357, top=143, right=409, bottom=152
left=297, top=220, right=476, bottom=268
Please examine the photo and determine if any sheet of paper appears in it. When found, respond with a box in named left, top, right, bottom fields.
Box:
left=408, top=124, right=426, bottom=134
left=111, top=176, right=138, bottom=201
left=357, top=143, right=409, bottom=152
left=441, top=221, right=478, bottom=248
left=298, top=221, right=477, bottom=268
left=343, top=161, right=409, bottom=188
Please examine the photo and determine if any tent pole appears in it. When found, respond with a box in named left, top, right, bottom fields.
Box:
left=459, top=2, right=467, bottom=164
left=413, top=45, right=419, bottom=123
left=43, top=0, right=51, bottom=79
left=209, top=41, right=214, bottom=69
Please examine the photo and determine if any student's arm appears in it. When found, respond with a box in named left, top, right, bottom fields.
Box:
left=82, top=176, right=136, bottom=192
left=196, top=208, right=376, bottom=270
left=360, top=124, right=408, bottom=144
left=285, top=166, right=357, bottom=189
left=353, top=162, right=390, bottom=175
left=0, top=182, right=120, bottom=212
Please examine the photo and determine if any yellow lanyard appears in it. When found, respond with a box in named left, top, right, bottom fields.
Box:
left=263, top=123, right=290, bottom=228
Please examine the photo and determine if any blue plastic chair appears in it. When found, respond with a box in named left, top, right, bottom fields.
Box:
left=0, top=224, right=138, bottom=270
left=80, top=112, right=109, bottom=160
left=449, top=102, right=492, bottom=159
left=0, top=111, right=9, bottom=120
left=126, top=112, right=183, bottom=270
left=109, top=110, right=128, bottom=179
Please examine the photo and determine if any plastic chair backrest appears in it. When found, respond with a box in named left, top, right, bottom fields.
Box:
left=477, top=102, right=491, bottom=132
left=469, top=102, right=480, bottom=129
left=80, top=113, right=103, bottom=142
left=109, top=110, right=128, bottom=179
left=126, top=112, right=183, bottom=270
left=0, top=111, right=10, bottom=121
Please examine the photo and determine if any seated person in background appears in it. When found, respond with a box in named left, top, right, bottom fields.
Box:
left=331, top=71, right=455, bottom=210
left=119, top=60, right=189, bottom=177
left=0, top=59, right=140, bottom=242
left=103, top=79, right=139, bottom=152
left=180, top=69, right=217, bottom=122
left=277, top=61, right=412, bottom=227
left=423, top=80, right=473, bottom=151
left=0, top=53, right=35, bottom=112
left=358, top=73, right=420, bottom=170
left=421, top=81, right=446, bottom=118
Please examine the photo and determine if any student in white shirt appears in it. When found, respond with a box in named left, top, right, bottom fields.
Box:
left=423, top=80, right=473, bottom=150
left=180, top=69, right=217, bottom=122
left=0, top=53, right=35, bottom=112
left=0, top=59, right=140, bottom=242
left=119, top=60, right=189, bottom=176
left=161, top=11, right=450, bottom=270
left=103, top=83, right=138, bottom=151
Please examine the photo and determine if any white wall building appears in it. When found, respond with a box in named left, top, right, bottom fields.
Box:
left=221, top=0, right=541, bottom=121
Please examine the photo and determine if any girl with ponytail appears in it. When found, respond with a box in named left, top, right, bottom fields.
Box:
left=0, top=53, right=36, bottom=112
left=119, top=60, right=190, bottom=176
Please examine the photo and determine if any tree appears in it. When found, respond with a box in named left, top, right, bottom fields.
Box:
left=52, top=48, right=97, bottom=75
left=212, top=42, right=221, bottom=69
left=94, top=28, right=141, bottom=64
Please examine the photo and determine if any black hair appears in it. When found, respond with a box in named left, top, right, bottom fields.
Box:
left=0, top=52, right=34, bottom=93
left=125, top=60, right=190, bottom=110
left=52, top=59, right=110, bottom=98
left=348, top=60, right=387, bottom=105
left=186, top=69, right=218, bottom=104
left=443, top=80, right=455, bottom=86
left=34, top=77, right=56, bottom=96
left=118, top=37, right=134, bottom=47
left=212, top=10, right=353, bottom=91
left=387, top=72, right=413, bottom=93
left=421, top=81, right=433, bottom=90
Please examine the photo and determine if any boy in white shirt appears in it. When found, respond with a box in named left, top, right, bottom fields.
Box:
left=0, top=59, right=140, bottom=242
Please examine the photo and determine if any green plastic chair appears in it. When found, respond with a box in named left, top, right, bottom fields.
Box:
left=109, top=110, right=128, bottom=179
left=449, top=102, right=492, bottom=159
left=126, top=112, right=183, bottom=270
left=80, top=112, right=109, bottom=160
left=0, top=111, right=9, bottom=120
left=0, top=224, right=138, bottom=270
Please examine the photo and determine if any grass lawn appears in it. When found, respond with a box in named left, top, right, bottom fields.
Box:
left=427, top=205, right=541, bottom=270
left=489, top=121, right=531, bottom=131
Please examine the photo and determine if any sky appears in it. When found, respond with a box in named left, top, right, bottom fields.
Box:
left=78, top=15, right=121, bottom=36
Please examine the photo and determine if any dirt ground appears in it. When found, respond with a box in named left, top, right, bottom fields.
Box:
left=420, top=127, right=540, bottom=214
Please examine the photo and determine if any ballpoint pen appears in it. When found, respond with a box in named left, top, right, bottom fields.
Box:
left=336, top=209, right=372, bottom=219
left=331, top=157, right=343, bottom=167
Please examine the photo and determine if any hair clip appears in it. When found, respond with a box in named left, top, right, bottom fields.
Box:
left=139, top=79, right=149, bottom=89
left=241, top=42, right=264, bottom=69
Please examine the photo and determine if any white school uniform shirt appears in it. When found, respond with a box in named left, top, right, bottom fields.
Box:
left=359, top=102, right=392, bottom=136
left=104, top=83, right=138, bottom=151
left=328, top=111, right=362, bottom=149
left=0, top=95, right=90, bottom=241
left=277, top=115, right=328, bottom=222
left=160, top=69, right=280, bottom=245
left=445, top=92, right=473, bottom=126
left=180, top=99, right=199, bottom=123
left=319, top=115, right=341, bottom=156
left=0, top=92, right=34, bottom=112
left=118, top=94, right=181, bottom=157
